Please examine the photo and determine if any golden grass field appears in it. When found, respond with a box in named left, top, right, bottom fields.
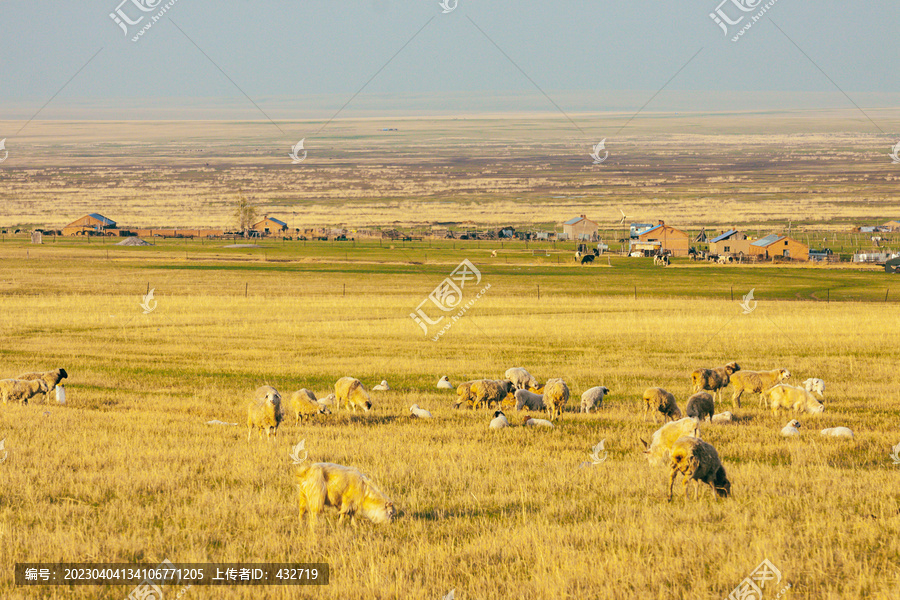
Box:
left=1, top=240, right=899, bottom=599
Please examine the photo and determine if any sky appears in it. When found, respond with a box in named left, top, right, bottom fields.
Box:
left=0, top=1, right=898, bottom=119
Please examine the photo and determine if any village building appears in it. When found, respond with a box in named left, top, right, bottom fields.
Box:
left=62, top=213, right=117, bottom=236
left=563, top=215, right=599, bottom=241
left=251, top=216, right=288, bottom=236
left=708, top=230, right=753, bottom=257
left=749, top=234, right=809, bottom=262
left=631, top=221, right=690, bottom=256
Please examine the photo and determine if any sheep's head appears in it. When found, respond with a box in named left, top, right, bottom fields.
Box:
left=493, top=410, right=505, bottom=419
left=726, top=362, right=740, bottom=374
left=780, top=369, right=791, bottom=381
left=57, top=368, right=68, bottom=380
left=363, top=400, right=372, bottom=412
left=713, top=467, right=731, bottom=498
left=787, top=419, right=801, bottom=429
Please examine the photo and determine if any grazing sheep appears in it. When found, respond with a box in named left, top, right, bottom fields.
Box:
left=523, top=415, right=554, bottom=428
left=409, top=404, right=432, bottom=419
left=580, top=386, right=610, bottom=413
left=470, top=379, right=515, bottom=410
left=504, top=367, right=539, bottom=391
left=685, top=392, right=715, bottom=422
left=690, top=362, right=740, bottom=403
left=642, top=387, right=682, bottom=423
left=821, top=427, right=854, bottom=439
left=500, top=392, right=517, bottom=411
left=730, top=368, right=791, bottom=407
left=489, top=410, right=509, bottom=429
left=335, top=377, right=373, bottom=412
left=372, top=380, right=390, bottom=391
left=781, top=419, right=801, bottom=437
left=295, top=462, right=395, bottom=530
left=667, top=437, right=731, bottom=500
left=542, top=378, right=570, bottom=420
left=247, top=386, right=284, bottom=441
left=803, top=378, right=826, bottom=399
left=641, top=417, right=701, bottom=467
left=437, top=376, right=453, bottom=389
left=0, top=379, right=49, bottom=405
left=765, top=384, right=824, bottom=414
left=711, top=411, right=733, bottom=424
left=285, top=389, right=330, bottom=424
left=514, top=389, right=545, bottom=411
left=453, top=381, right=478, bottom=409
left=16, top=368, right=68, bottom=403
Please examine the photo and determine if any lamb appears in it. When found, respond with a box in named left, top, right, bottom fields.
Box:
left=764, top=384, right=824, bottom=414
left=469, top=379, right=515, bottom=410
left=285, top=389, right=330, bottom=424
left=641, top=417, right=701, bottom=467
left=318, top=393, right=336, bottom=406
left=781, top=419, right=802, bottom=437
left=580, top=386, right=610, bottom=413
left=489, top=410, right=509, bottom=429
left=372, top=380, right=390, bottom=391
left=335, top=377, right=373, bottom=412
left=247, top=386, right=284, bottom=441
left=523, top=415, right=554, bottom=428
left=504, top=367, right=539, bottom=390
left=711, top=411, right=733, bottom=424
left=690, top=362, right=740, bottom=403
left=667, top=437, right=731, bottom=500
left=729, top=368, right=791, bottom=407
left=409, top=404, right=432, bottom=418
left=803, top=378, right=826, bottom=399
left=514, top=389, right=545, bottom=411
left=16, top=368, right=68, bottom=403
left=437, top=376, right=453, bottom=389
left=642, top=387, right=682, bottom=423
left=685, top=392, right=715, bottom=422
left=542, top=378, right=570, bottom=420
left=0, top=378, right=49, bottom=405
left=821, top=427, right=854, bottom=439
left=294, top=461, right=396, bottom=530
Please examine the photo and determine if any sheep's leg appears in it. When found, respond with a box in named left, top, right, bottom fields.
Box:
left=667, top=469, right=679, bottom=501
left=247, top=427, right=252, bottom=442
left=732, top=389, right=742, bottom=408
left=693, top=479, right=700, bottom=501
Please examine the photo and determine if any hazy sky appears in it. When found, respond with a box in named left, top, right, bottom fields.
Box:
left=1, top=1, right=898, bottom=118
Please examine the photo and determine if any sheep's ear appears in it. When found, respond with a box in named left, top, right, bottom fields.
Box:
left=639, top=438, right=649, bottom=450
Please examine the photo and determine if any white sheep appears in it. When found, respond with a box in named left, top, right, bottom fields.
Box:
left=437, top=376, right=453, bottom=389
left=821, top=427, right=854, bottom=439
left=781, top=419, right=802, bottom=437
left=711, top=411, right=733, bottom=424
left=318, top=393, right=336, bottom=406
left=489, top=410, right=509, bottom=429
left=641, top=417, right=701, bottom=467
left=543, top=378, right=569, bottom=420
left=514, top=389, right=545, bottom=411
left=247, top=386, right=284, bottom=441
left=765, top=384, right=824, bottom=414
left=409, top=404, right=432, bottom=418
left=372, top=380, right=390, bottom=391
left=504, top=367, right=539, bottom=390
left=523, top=416, right=554, bottom=428
left=803, top=378, right=826, bottom=399
left=580, top=386, right=610, bottom=413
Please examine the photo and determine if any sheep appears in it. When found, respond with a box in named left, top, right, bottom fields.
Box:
left=0, top=379, right=49, bottom=405
left=247, top=386, right=283, bottom=441
left=285, top=389, right=330, bottom=424
left=489, top=410, right=509, bottom=429
left=821, top=427, right=854, bottom=439
left=642, top=387, right=682, bottom=423
left=803, top=378, right=826, bottom=399
left=318, top=393, right=336, bottom=406
left=667, top=437, right=731, bottom=500
left=685, top=392, right=715, bottom=422
left=764, top=384, right=824, bottom=414
left=372, top=380, right=390, bottom=391
left=514, top=389, right=545, bottom=411
left=504, top=367, right=539, bottom=391
left=335, top=377, right=373, bottom=412
left=409, top=404, right=432, bottom=418
left=690, top=362, right=740, bottom=403
left=730, top=368, right=791, bottom=407
left=523, top=415, right=554, bottom=428
left=16, top=368, right=67, bottom=403
left=580, top=386, right=610, bottom=413
left=542, top=378, right=570, bottom=420
left=453, top=380, right=478, bottom=409
left=781, top=419, right=801, bottom=437
left=500, top=392, right=517, bottom=411
left=641, top=417, right=701, bottom=467
left=437, top=376, right=453, bottom=389
left=470, top=379, right=515, bottom=410
left=711, top=411, right=733, bottom=424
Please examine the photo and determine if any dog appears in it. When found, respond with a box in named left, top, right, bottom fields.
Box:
left=294, top=462, right=396, bottom=529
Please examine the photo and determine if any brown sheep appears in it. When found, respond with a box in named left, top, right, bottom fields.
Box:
left=285, top=389, right=331, bottom=424
left=642, top=388, right=682, bottom=423
left=469, top=380, right=515, bottom=410
left=668, top=436, right=731, bottom=500
left=685, top=392, right=715, bottom=422
left=543, top=378, right=570, bottom=420
left=730, top=368, right=791, bottom=407
left=16, top=368, right=67, bottom=403
left=0, top=379, right=49, bottom=405
left=690, top=362, right=740, bottom=403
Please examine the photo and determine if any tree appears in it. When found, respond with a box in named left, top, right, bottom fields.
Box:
left=233, top=194, right=257, bottom=238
